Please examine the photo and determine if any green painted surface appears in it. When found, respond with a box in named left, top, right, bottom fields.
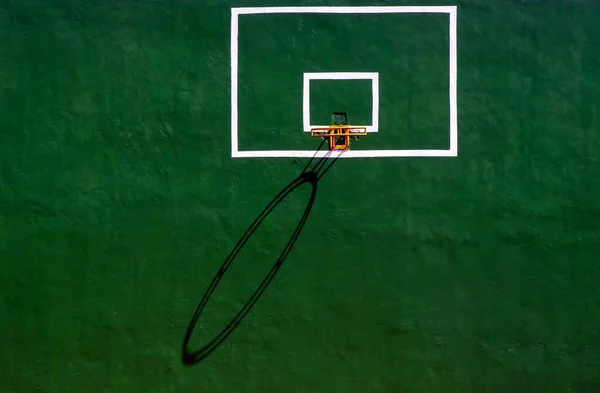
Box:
left=1, top=1, right=599, bottom=392
left=310, top=80, right=372, bottom=128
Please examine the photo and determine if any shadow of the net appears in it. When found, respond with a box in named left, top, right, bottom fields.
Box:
left=182, top=143, right=340, bottom=366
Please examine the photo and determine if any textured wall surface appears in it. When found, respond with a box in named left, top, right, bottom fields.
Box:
left=1, top=1, right=599, bottom=392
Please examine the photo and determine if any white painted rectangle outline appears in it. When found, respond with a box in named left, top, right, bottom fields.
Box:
left=303, top=72, right=379, bottom=133
left=231, top=5, right=458, bottom=159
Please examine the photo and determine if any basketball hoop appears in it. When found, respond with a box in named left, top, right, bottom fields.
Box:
left=310, top=112, right=367, bottom=151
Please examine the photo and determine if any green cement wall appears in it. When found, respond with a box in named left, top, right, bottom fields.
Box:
left=1, top=1, right=599, bottom=392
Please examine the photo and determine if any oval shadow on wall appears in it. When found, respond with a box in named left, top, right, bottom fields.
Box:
left=182, top=150, right=339, bottom=365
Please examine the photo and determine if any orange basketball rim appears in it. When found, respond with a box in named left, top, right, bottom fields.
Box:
left=310, top=125, right=367, bottom=151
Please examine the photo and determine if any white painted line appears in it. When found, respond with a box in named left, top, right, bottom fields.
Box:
left=372, top=73, right=379, bottom=134
left=448, top=6, right=458, bottom=156
left=232, top=149, right=458, bottom=158
left=302, top=72, right=379, bottom=133
left=304, top=72, right=379, bottom=80
left=233, top=6, right=456, bottom=15
left=302, top=73, right=310, bottom=135
left=230, top=8, right=239, bottom=156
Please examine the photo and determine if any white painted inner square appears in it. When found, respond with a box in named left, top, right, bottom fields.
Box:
left=303, top=72, right=379, bottom=133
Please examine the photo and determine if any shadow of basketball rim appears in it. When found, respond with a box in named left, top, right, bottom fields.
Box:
left=182, top=144, right=339, bottom=365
